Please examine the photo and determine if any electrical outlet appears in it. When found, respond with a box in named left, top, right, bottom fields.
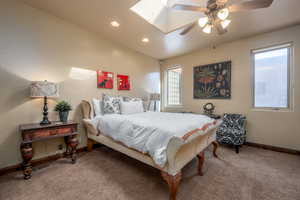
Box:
left=58, top=144, right=63, bottom=150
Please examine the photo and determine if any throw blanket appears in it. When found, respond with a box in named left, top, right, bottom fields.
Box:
left=91, top=112, right=219, bottom=167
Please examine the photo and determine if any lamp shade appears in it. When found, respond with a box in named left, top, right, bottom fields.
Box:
left=30, top=81, right=59, bottom=98
left=150, top=93, right=160, bottom=101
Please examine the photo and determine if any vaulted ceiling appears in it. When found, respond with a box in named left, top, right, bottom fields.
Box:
left=21, top=0, right=300, bottom=59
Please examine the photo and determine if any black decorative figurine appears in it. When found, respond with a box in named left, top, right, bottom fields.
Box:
left=203, top=103, right=221, bottom=119
left=203, top=103, right=215, bottom=116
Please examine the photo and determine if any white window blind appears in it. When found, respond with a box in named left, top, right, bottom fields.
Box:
left=167, top=67, right=182, bottom=106
left=252, top=43, right=292, bottom=109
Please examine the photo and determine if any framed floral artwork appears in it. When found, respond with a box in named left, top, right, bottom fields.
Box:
left=117, top=75, right=130, bottom=90
left=194, top=61, right=231, bottom=99
left=97, top=70, right=113, bottom=89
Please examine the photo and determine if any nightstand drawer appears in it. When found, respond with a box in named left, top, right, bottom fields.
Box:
left=49, top=127, right=73, bottom=135
left=21, top=124, right=77, bottom=142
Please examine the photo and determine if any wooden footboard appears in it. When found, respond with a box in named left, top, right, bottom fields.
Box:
left=166, top=127, right=219, bottom=175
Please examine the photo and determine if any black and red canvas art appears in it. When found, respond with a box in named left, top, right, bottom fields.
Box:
left=194, top=61, right=231, bottom=99
left=117, top=75, right=130, bottom=90
left=97, top=70, right=113, bottom=89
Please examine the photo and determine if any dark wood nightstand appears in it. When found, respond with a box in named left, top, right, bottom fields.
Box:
left=180, top=112, right=222, bottom=120
left=19, top=121, right=78, bottom=180
left=205, top=114, right=222, bottom=119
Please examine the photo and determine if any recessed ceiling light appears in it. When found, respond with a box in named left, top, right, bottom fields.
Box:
left=110, top=21, right=120, bottom=27
left=142, top=38, right=149, bottom=43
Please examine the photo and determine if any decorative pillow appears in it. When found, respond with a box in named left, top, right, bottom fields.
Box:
left=120, top=100, right=144, bottom=115
left=102, top=94, right=121, bottom=114
left=92, top=98, right=103, bottom=117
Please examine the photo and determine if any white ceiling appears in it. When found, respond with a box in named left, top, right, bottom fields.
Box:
left=21, top=0, right=300, bottom=59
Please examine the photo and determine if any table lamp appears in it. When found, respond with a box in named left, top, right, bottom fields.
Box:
left=30, top=80, right=59, bottom=125
left=149, top=93, right=161, bottom=112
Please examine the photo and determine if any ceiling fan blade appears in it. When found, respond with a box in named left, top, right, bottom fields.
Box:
left=229, top=0, right=274, bottom=12
left=216, top=0, right=229, bottom=5
left=180, top=22, right=197, bottom=35
left=228, top=0, right=242, bottom=5
left=215, top=23, right=227, bottom=35
left=172, top=4, right=208, bottom=13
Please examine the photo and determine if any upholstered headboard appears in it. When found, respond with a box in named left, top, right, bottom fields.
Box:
left=80, top=100, right=100, bottom=136
left=81, top=100, right=92, bottom=119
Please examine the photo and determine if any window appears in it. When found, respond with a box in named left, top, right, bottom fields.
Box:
left=166, top=67, right=182, bottom=106
left=252, top=43, right=292, bottom=109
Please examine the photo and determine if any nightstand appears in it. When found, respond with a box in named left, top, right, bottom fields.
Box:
left=205, top=114, right=222, bottom=119
left=181, top=111, right=222, bottom=119
left=19, top=121, right=78, bottom=180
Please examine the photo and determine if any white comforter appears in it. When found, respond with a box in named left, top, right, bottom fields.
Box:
left=91, top=112, right=218, bottom=167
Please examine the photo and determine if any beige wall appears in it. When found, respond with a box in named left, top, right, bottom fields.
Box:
left=161, top=25, right=300, bottom=151
left=0, top=0, right=160, bottom=168
left=0, top=0, right=299, bottom=170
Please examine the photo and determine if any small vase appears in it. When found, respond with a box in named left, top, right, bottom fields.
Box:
left=59, top=111, right=69, bottom=123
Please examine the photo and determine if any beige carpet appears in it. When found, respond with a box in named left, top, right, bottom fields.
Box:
left=0, top=145, right=299, bottom=200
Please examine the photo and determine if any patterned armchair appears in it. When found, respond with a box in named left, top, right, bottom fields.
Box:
left=216, top=114, right=247, bottom=153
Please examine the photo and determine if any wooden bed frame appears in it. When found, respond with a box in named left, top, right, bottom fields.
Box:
left=81, top=100, right=220, bottom=200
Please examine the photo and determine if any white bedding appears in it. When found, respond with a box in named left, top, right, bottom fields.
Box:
left=90, top=112, right=219, bottom=167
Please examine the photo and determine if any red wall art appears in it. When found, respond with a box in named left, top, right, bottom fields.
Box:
left=117, top=75, right=130, bottom=90
left=97, top=70, right=114, bottom=89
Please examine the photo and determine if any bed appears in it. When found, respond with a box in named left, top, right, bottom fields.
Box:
left=81, top=100, right=221, bottom=200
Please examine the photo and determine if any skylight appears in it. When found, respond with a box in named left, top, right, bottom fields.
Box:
left=161, top=0, right=169, bottom=6
left=130, top=0, right=204, bottom=33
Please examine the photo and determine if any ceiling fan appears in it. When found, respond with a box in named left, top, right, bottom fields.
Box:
left=172, top=0, right=274, bottom=35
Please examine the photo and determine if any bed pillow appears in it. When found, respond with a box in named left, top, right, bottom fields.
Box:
left=102, top=94, right=121, bottom=114
left=120, top=100, right=144, bottom=115
left=123, top=96, right=142, bottom=102
left=92, top=98, right=103, bottom=117
left=123, top=96, right=148, bottom=111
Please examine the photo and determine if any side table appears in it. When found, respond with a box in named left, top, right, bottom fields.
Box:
left=205, top=114, right=222, bottom=119
left=19, top=121, right=78, bottom=180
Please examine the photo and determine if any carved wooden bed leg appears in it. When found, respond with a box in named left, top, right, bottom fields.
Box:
left=161, top=171, right=182, bottom=200
left=197, top=151, right=205, bottom=176
left=87, top=139, right=94, bottom=152
left=212, top=141, right=219, bottom=158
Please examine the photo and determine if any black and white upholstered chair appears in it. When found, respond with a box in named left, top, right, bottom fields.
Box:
left=216, top=114, right=247, bottom=153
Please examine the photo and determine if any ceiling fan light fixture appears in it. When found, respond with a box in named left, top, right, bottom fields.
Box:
left=110, top=21, right=120, bottom=27
left=217, top=8, right=229, bottom=20
left=203, top=24, right=212, bottom=34
left=198, top=17, right=208, bottom=28
left=221, top=19, right=231, bottom=29
left=142, top=37, right=149, bottom=43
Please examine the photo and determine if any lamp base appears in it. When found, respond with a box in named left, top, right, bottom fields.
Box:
left=40, top=119, right=51, bottom=125
left=40, top=96, right=51, bottom=126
